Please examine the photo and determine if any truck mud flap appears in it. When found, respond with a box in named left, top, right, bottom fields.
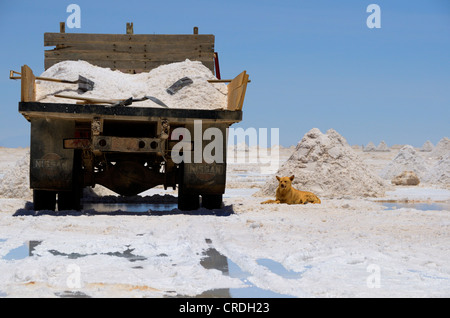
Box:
left=30, top=118, right=75, bottom=191
left=183, top=162, right=226, bottom=195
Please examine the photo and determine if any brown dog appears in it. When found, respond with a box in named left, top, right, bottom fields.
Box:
left=261, top=175, right=321, bottom=205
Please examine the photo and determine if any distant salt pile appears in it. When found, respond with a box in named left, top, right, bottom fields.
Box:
left=376, top=141, right=390, bottom=152
left=36, top=59, right=227, bottom=110
left=429, top=137, right=449, bottom=159
left=0, top=152, right=32, bottom=200
left=234, top=142, right=250, bottom=152
left=422, top=137, right=450, bottom=187
left=423, top=152, right=450, bottom=187
left=420, top=140, right=434, bottom=152
left=363, top=142, right=376, bottom=152
left=255, top=128, right=388, bottom=198
left=379, top=145, right=429, bottom=180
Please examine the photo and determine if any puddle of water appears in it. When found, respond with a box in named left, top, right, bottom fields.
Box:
left=2, top=241, right=42, bottom=261
left=48, top=247, right=147, bottom=262
left=83, top=203, right=178, bottom=213
left=256, top=258, right=310, bottom=279
left=379, top=201, right=450, bottom=211
left=0, top=291, right=6, bottom=297
left=104, top=248, right=147, bottom=262
left=228, top=285, right=294, bottom=298
left=48, top=250, right=91, bottom=259
left=1, top=239, right=146, bottom=263
left=198, top=242, right=298, bottom=298
left=54, top=290, right=91, bottom=298
left=407, top=269, right=450, bottom=281
left=200, top=248, right=229, bottom=275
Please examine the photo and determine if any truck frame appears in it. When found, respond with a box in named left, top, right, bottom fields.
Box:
left=16, top=24, right=249, bottom=211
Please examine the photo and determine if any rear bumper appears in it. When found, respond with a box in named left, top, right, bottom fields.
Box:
left=19, top=102, right=243, bottom=124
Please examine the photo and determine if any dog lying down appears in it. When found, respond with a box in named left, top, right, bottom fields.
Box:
left=261, top=175, right=321, bottom=204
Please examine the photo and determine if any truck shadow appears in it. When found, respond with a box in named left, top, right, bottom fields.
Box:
left=13, top=204, right=235, bottom=217
left=13, top=195, right=234, bottom=217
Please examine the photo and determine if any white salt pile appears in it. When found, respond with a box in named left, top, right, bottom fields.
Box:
left=420, top=140, right=434, bottom=152
left=36, top=59, right=227, bottom=110
left=379, top=145, right=429, bottom=180
left=0, top=152, right=32, bottom=200
left=363, top=141, right=376, bottom=152
left=423, top=152, right=450, bottom=187
left=376, top=140, right=390, bottom=152
left=429, top=137, right=450, bottom=159
left=255, top=128, right=388, bottom=198
left=422, top=137, right=450, bottom=187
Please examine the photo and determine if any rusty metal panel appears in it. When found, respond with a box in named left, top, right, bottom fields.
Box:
left=181, top=123, right=228, bottom=195
left=183, top=162, right=226, bottom=194
left=64, top=138, right=91, bottom=149
left=92, top=136, right=164, bottom=153
left=30, top=118, right=75, bottom=190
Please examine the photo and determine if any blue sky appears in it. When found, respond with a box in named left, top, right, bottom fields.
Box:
left=0, top=0, right=449, bottom=148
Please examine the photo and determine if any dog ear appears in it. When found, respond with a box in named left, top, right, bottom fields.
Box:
left=276, top=176, right=280, bottom=181
left=289, top=175, right=295, bottom=181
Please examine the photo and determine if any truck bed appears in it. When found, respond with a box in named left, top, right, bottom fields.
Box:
left=19, top=102, right=243, bottom=124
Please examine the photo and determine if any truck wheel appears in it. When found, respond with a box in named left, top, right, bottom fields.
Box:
left=58, top=189, right=82, bottom=211
left=202, top=194, right=223, bottom=210
left=177, top=163, right=199, bottom=211
left=178, top=187, right=200, bottom=211
left=33, top=190, right=56, bottom=211
left=58, top=150, right=82, bottom=211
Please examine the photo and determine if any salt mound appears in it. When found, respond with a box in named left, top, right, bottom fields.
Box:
left=36, top=59, right=227, bottom=110
left=363, top=142, right=376, bottom=152
left=376, top=141, right=390, bottom=152
left=379, top=145, right=429, bottom=180
left=429, top=137, right=450, bottom=159
left=420, top=140, right=434, bottom=152
left=255, top=128, right=388, bottom=198
left=423, top=152, right=450, bottom=187
left=0, top=152, right=32, bottom=200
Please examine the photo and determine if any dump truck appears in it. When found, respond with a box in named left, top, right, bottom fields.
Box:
left=13, top=24, right=249, bottom=211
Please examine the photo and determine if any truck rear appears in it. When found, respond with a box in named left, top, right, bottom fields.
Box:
left=14, top=24, right=249, bottom=211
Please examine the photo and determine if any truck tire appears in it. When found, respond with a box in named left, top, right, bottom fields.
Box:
left=33, top=190, right=56, bottom=211
left=58, top=189, right=82, bottom=211
left=58, top=150, right=82, bottom=211
left=202, top=194, right=223, bottom=210
left=178, top=185, right=200, bottom=211
left=177, top=163, right=199, bottom=211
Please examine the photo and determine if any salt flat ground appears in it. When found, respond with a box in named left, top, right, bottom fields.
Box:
left=0, top=146, right=449, bottom=298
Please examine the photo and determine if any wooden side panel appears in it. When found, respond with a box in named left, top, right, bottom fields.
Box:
left=227, top=71, right=249, bottom=111
left=21, top=65, right=36, bottom=102
left=44, top=33, right=215, bottom=74
left=237, top=73, right=249, bottom=111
